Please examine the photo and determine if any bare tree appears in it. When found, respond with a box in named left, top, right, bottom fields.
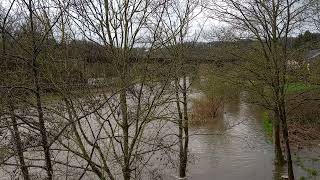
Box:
left=0, top=1, right=30, bottom=179
left=50, top=0, right=180, bottom=179
left=0, top=0, right=69, bottom=178
left=309, top=0, right=320, bottom=31
left=160, top=0, right=202, bottom=178
left=207, top=0, right=310, bottom=179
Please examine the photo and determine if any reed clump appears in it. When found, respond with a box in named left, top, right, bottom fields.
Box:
left=191, top=96, right=224, bottom=125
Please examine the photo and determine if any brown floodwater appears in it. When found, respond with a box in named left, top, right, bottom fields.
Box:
left=1, top=77, right=319, bottom=180
left=177, top=91, right=320, bottom=180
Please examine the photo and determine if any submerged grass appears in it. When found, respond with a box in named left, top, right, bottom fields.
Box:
left=296, top=156, right=319, bottom=179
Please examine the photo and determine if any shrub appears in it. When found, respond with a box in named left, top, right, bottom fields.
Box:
left=191, top=96, right=223, bottom=124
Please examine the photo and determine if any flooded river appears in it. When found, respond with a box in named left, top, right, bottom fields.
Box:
left=183, top=92, right=320, bottom=180
left=1, top=72, right=319, bottom=180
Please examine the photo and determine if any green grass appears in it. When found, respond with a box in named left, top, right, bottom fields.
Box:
left=286, top=83, right=317, bottom=93
left=262, top=111, right=273, bottom=142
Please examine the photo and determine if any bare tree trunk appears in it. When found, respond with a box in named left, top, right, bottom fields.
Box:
left=9, top=102, right=30, bottom=180
left=120, top=81, right=130, bottom=180
left=279, top=101, right=294, bottom=180
left=175, top=75, right=189, bottom=178
left=181, top=75, right=189, bottom=178
left=2, top=2, right=30, bottom=178
left=28, top=0, right=53, bottom=178
left=34, top=84, right=53, bottom=179
left=273, top=110, right=284, bottom=165
left=174, top=78, right=185, bottom=178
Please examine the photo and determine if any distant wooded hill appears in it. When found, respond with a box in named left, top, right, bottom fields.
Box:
left=2, top=31, right=319, bottom=73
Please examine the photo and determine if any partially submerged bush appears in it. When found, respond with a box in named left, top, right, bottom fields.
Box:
left=191, top=96, right=224, bottom=125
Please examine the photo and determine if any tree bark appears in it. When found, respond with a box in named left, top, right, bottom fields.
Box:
left=28, top=0, right=53, bottom=178
left=175, top=75, right=189, bottom=178
left=35, top=89, right=53, bottom=179
left=279, top=102, right=294, bottom=180
left=175, top=78, right=185, bottom=178
left=120, top=83, right=130, bottom=180
left=181, top=75, right=189, bottom=178
left=273, top=111, right=285, bottom=165
left=9, top=103, right=30, bottom=180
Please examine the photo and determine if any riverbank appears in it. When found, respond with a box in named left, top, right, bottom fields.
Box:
left=287, top=87, right=320, bottom=150
left=288, top=122, right=320, bottom=150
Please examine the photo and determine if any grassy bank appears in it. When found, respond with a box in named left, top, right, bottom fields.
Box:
left=286, top=83, right=318, bottom=93
left=262, top=111, right=273, bottom=143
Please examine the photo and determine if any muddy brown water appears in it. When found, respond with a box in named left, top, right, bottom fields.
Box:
left=179, top=92, right=320, bottom=180
left=1, top=78, right=319, bottom=180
